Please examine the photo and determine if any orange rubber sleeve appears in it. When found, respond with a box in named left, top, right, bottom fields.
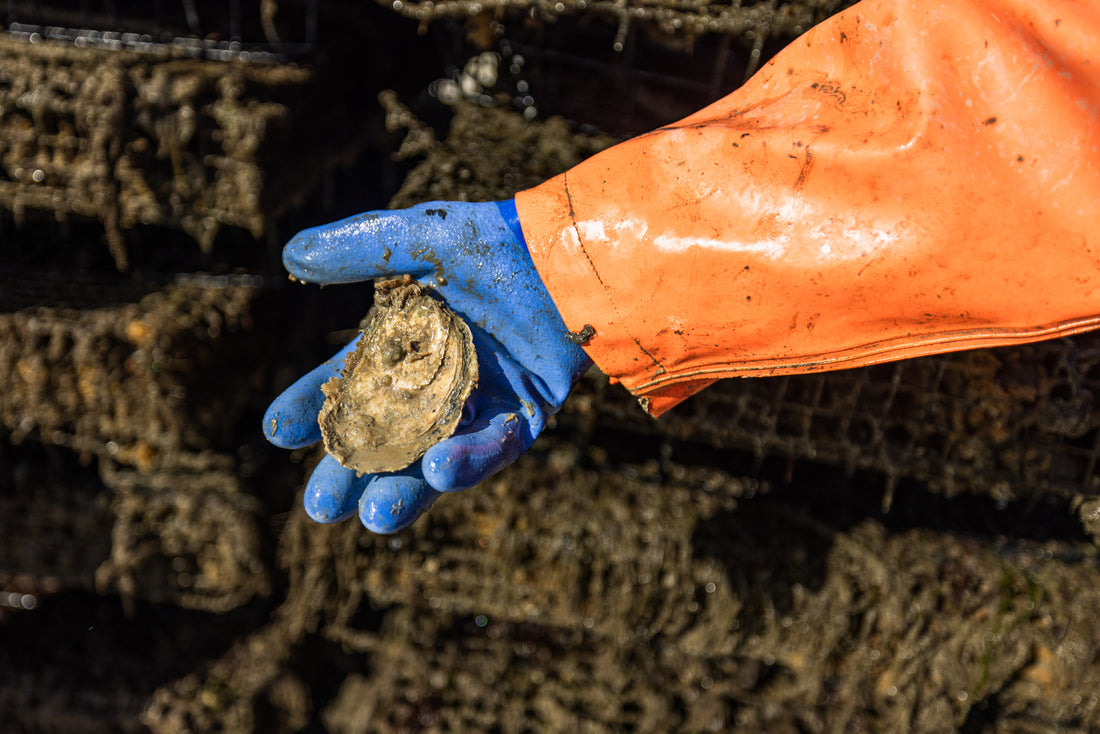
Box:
left=515, top=0, right=1100, bottom=417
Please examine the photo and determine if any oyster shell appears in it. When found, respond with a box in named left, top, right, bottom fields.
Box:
left=319, top=276, right=478, bottom=475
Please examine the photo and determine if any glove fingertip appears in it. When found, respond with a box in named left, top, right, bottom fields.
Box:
left=262, top=401, right=282, bottom=444
left=423, top=412, right=525, bottom=492
left=263, top=400, right=303, bottom=449
left=304, top=489, right=359, bottom=524
left=302, top=456, right=361, bottom=523
left=422, top=450, right=468, bottom=492
left=263, top=395, right=323, bottom=449
left=358, top=475, right=441, bottom=534
left=283, top=212, right=405, bottom=284
left=282, top=231, right=325, bottom=283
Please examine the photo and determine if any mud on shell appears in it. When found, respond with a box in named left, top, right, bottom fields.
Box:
left=319, top=276, right=478, bottom=475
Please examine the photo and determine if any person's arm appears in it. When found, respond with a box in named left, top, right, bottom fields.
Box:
left=267, top=0, right=1100, bottom=532
left=517, top=0, right=1100, bottom=416
left=264, top=201, right=591, bottom=533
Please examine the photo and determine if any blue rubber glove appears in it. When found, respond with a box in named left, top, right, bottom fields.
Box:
left=263, top=200, right=593, bottom=533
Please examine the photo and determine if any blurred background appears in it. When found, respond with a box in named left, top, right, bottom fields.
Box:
left=3, top=1, right=1100, bottom=731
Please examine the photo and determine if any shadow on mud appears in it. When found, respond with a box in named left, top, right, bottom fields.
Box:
left=0, top=591, right=269, bottom=731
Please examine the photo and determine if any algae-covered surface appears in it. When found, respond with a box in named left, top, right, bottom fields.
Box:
left=4, top=2, right=1100, bottom=732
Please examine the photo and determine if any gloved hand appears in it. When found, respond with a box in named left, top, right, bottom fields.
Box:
left=262, top=200, right=593, bottom=533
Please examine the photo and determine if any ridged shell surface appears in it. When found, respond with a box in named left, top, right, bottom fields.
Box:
left=319, top=277, right=478, bottom=475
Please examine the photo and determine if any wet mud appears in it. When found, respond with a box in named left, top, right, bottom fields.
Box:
left=4, top=1, right=1100, bottom=732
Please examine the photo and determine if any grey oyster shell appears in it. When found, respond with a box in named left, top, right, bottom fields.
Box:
left=318, top=276, right=478, bottom=475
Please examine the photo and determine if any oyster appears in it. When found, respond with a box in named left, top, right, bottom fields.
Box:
left=319, top=276, right=478, bottom=475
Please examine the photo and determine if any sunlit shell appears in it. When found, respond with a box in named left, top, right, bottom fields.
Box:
left=318, top=276, right=478, bottom=475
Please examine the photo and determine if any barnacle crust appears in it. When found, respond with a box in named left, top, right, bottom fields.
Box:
left=318, top=276, right=478, bottom=475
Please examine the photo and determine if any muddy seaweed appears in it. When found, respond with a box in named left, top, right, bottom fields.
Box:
left=0, top=35, right=310, bottom=267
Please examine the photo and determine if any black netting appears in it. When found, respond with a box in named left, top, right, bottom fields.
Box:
left=569, top=335, right=1100, bottom=505
left=4, top=0, right=317, bottom=59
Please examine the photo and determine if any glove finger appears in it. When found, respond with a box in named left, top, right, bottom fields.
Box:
left=421, top=406, right=526, bottom=492
left=303, top=454, right=364, bottom=523
left=283, top=203, right=465, bottom=284
left=359, top=466, right=442, bottom=534
left=263, top=337, right=361, bottom=449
